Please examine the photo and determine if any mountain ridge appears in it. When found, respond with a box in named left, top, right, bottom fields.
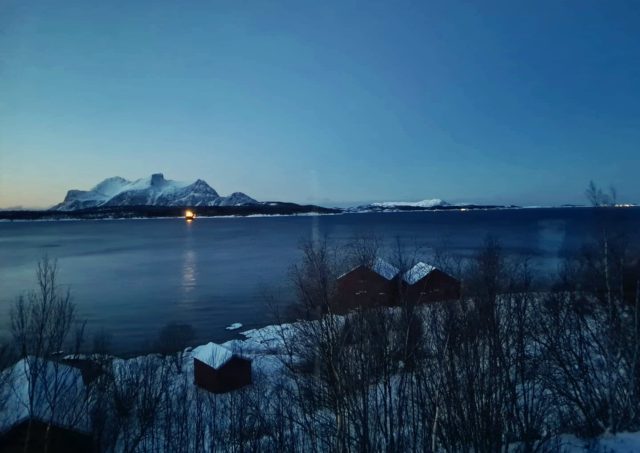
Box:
left=52, top=173, right=257, bottom=211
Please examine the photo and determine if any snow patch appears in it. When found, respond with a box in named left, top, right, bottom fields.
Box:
left=371, top=199, right=447, bottom=208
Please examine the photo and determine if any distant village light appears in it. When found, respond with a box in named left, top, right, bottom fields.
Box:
left=185, top=210, right=196, bottom=220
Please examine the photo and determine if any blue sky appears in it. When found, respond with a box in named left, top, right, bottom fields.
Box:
left=1, top=0, right=639, bottom=208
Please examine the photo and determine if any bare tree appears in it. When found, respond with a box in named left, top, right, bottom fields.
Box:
left=585, top=180, right=616, bottom=207
left=92, top=329, right=113, bottom=356
left=538, top=233, right=640, bottom=437
left=9, top=256, right=87, bottom=453
left=100, top=355, right=170, bottom=452
left=0, top=336, right=16, bottom=422
left=289, top=236, right=342, bottom=319
left=156, top=322, right=195, bottom=373
left=160, top=371, right=193, bottom=453
left=345, top=232, right=382, bottom=270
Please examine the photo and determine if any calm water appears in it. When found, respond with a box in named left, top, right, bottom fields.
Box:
left=1, top=208, right=639, bottom=353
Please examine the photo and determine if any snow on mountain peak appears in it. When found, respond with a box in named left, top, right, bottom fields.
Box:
left=51, top=174, right=258, bottom=210
left=371, top=199, right=448, bottom=208
left=91, top=177, right=131, bottom=198
left=215, top=192, right=258, bottom=206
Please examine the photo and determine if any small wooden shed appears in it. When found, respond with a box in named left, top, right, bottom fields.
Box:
left=192, top=342, right=251, bottom=394
left=402, top=262, right=460, bottom=303
left=336, top=258, right=400, bottom=311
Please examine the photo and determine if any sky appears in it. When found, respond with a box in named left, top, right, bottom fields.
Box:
left=1, top=0, right=639, bottom=208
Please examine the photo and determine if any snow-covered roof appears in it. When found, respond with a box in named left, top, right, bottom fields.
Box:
left=192, top=342, right=234, bottom=369
left=0, top=357, right=89, bottom=435
left=371, top=258, right=400, bottom=280
left=338, top=258, right=400, bottom=281
left=403, top=262, right=436, bottom=285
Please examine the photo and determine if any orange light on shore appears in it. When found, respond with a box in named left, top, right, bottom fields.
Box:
left=185, top=210, right=196, bottom=220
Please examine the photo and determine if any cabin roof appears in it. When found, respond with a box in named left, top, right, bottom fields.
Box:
left=338, top=258, right=400, bottom=281
left=403, top=262, right=437, bottom=285
left=192, top=342, right=234, bottom=369
left=1, top=357, right=89, bottom=435
left=371, top=258, right=400, bottom=280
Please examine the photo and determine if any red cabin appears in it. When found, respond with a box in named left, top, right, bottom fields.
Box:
left=402, top=262, right=461, bottom=303
left=336, top=258, right=400, bottom=311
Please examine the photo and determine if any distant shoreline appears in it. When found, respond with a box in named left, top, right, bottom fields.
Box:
left=0, top=212, right=343, bottom=223
left=0, top=203, right=341, bottom=221
left=1, top=204, right=636, bottom=222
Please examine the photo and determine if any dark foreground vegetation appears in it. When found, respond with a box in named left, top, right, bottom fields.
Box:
left=1, top=193, right=639, bottom=452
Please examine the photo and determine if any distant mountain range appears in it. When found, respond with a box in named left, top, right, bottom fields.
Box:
left=2, top=176, right=634, bottom=221
left=0, top=173, right=338, bottom=220
left=51, top=176, right=512, bottom=215
left=345, top=199, right=517, bottom=213
left=52, top=173, right=257, bottom=211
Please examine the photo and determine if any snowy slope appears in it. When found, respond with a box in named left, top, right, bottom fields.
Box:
left=3, top=321, right=640, bottom=451
left=371, top=199, right=449, bottom=208
left=344, top=198, right=453, bottom=213
left=92, top=176, right=131, bottom=198
left=51, top=173, right=258, bottom=210
left=214, top=192, right=258, bottom=206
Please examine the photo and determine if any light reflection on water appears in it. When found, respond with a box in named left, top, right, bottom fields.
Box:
left=181, top=249, right=197, bottom=306
left=181, top=220, right=197, bottom=306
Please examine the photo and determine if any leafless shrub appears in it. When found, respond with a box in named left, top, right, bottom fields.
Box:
left=99, top=355, right=171, bottom=452
left=9, top=256, right=88, bottom=453
left=92, top=329, right=113, bottom=356
left=537, top=232, right=640, bottom=437
left=156, top=322, right=195, bottom=374
left=585, top=181, right=617, bottom=207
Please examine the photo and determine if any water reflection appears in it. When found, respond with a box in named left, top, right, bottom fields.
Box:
left=311, top=214, right=320, bottom=243
left=180, top=249, right=197, bottom=306
left=181, top=221, right=198, bottom=306
left=537, top=219, right=567, bottom=256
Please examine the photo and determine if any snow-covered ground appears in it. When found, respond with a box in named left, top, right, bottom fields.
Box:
left=2, top=317, right=639, bottom=451
left=557, top=432, right=640, bottom=452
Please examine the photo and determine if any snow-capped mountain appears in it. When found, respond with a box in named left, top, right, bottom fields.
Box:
left=370, top=199, right=449, bottom=208
left=214, top=192, right=258, bottom=206
left=344, top=198, right=519, bottom=213
left=345, top=199, right=451, bottom=213
left=51, top=173, right=258, bottom=211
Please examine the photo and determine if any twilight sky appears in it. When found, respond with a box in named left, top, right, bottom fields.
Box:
left=1, top=0, right=639, bottom=208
